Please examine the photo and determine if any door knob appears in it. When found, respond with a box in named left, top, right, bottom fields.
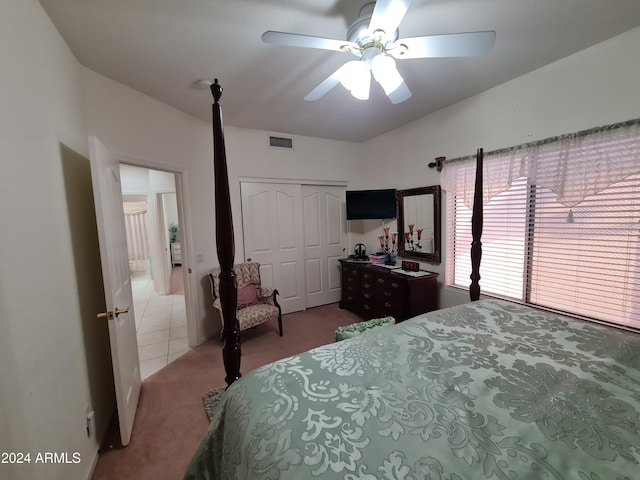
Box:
left=97, top=307, right=130, bottom=319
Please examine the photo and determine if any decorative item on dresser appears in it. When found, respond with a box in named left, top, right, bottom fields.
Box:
left=339, top=259, right=438, bottom=321
left=376, top=227, right=397, bottom=265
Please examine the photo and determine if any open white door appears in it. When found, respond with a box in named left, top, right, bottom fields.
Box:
left=89, top=136, right=141, bottom=446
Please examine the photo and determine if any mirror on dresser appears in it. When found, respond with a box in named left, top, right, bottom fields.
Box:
left=396, top=185, right=441, bottom=264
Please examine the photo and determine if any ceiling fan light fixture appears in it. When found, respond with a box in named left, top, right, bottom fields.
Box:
left=262, top=0, right=496, bottom=103
left=339, top=61, right=371, bottom=100
left=371, top=53, right=403, bottom=95
left=350, top=78, right=371, bottom=100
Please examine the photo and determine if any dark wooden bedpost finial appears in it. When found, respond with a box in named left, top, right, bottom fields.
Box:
left=210, top=78, right=241, bottom=386
left=210, top=78, right=222, bottom=103
left=470, top=148, right=483, bottom=301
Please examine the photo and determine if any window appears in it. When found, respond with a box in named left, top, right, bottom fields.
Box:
left=448, top=178, right=528, bottom=300
left=443, top=119, right=640, bottom=329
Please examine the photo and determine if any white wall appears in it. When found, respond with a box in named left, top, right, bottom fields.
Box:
left=120, top=163, right=152, bottom=193
left=363, top=26, right=640, bottom=309
left=163, top=193, right=179, bottom=231
left=81, top=68, right=364, bottom=342
left=0, top=1, right=111, bottom=479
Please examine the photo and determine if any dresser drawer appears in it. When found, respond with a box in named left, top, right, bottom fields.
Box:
left=374, top=275, right=407, bottom=296
left=361, top=278, right=375, bottom=294
left=343, top=292, right=360, bottom=305
left=343, top=274, right=360, bottom=288
left=361, top=301, right=376, bottom=316
left=170, top=242, right=182, bottom=265
left=342, top=266, right=361, bottom=278
left=339, top=260, right=438, bottom=322
left=376, top=288, right=403, bottom=304
left=345, top=283, right=360, bottom=296
left=362, top=270, right=375, bottom=282
left=361, top=289, right=375, bottom=303
left=376, top=296, right=406, bottom=319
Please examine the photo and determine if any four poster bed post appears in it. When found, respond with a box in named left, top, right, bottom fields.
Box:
left=208, top=81, right=484, bottom=387
left=209, top=80, right=241, bottom=386
left=469, top=148, right=483, bottom=301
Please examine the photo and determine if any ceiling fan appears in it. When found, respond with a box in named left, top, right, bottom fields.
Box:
left=262, top=0, right=495, bottom=104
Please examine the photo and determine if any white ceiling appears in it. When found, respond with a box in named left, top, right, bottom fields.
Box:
left=39, top=0, right=640, bottom=143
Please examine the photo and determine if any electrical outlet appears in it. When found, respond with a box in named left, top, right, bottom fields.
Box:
left=195, top=252, right=204, bottom=263
left=86, top=410, right=95, bottom=437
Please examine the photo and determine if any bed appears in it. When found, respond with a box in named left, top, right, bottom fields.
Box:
left=186, top=298, right=640, bottom=479
left=185, top=80, right=640, bottom=479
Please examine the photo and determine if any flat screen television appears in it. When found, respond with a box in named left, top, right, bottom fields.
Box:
left=346, top=189, right=396, bottom=220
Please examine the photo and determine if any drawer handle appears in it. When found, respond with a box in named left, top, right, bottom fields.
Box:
left=364, top=305, right=371, bottom=310
left=384, top=291, right=391, bottom=297
left=377, top=278, right=384, bottom=283
left=392, top=282, right=399, bottom=288
left=385, top=302, right=392, bottom=308
left=364, top=293, right=371, bottom=299
left=363, top=283, right=370, bottom=288
left=352, top=270, right=358, bottom=275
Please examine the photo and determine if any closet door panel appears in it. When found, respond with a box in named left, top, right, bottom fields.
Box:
left=303, top=185, right=346, bottom=308
left=241, top=182, right=305, bottom=313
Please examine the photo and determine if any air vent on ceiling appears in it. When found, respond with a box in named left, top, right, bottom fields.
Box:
left=268, top=135, right=293, bottom=149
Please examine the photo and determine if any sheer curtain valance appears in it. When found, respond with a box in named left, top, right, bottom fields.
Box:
left=123, top=200, right=147, bottom=215
left=441, top=118, right=640, bottom=208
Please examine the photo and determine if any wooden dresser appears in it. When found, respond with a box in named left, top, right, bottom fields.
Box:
left=170, top=242, right=182, bottom=267
left=339, top=260, right=438, bottom=321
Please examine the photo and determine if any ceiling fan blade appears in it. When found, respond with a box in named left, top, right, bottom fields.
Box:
left=387, top=80, right=411, bottom=104
left=262, top=31, right=358, bottom=53
left=305, top=61, right=371, bottom=101
left=304, top=75, right=341, bottom=101
left=390, top=31, right=496, bottom=59
left=368, top=0, right=412, bottom=38
left=304, top=63, right=352, bottom=101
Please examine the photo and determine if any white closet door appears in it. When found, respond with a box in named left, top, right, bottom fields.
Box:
left=241, top=182, right=306, bottom=314
left=302, top=185, right=346, bottom=308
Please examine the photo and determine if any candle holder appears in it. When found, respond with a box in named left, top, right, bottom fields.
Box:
left=379, top=227, right=397, bottom=265
left=404, top=224, right=424, bottom=252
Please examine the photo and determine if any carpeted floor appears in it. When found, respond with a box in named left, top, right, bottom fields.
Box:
left=170, top=266, right=185, bottom=294
left=203, top=387, right=226, bottom=421
left=91, top=303, right=360, bottom=480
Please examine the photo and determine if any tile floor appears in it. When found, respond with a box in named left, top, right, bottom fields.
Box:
left=131, top=271, right=191, bottom=380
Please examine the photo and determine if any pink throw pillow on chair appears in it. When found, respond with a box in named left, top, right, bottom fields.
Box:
left=237, top=283, right=259, bottom=309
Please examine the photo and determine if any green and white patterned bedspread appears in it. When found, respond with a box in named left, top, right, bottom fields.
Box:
left=185, top=299, right=640, bottom=480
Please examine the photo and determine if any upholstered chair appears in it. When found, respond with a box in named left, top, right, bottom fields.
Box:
left=208, top=262, right=283, bottom=337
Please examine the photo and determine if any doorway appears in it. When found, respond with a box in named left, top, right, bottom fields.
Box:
left=119, top=164, right=190, bottom=379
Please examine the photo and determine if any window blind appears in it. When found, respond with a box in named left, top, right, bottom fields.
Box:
left=529, top=174, right=640, bottom=328
left=448, top=178, right=528, bottom=300
left=447, top=175, right=640, bottom=328
left=445, top=121, right=640, bottom=330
